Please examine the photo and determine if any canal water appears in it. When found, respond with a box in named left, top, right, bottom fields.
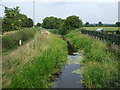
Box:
left=52, top=51, right=84, bottom=88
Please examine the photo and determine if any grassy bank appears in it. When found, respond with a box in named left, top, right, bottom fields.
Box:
left=2, top=30, right=67, bottom=88
left=82, top=27, right=118, bottom=31
left=2, top=28, right=36, bottom=53
left=65, top=30, right=119, bottom=88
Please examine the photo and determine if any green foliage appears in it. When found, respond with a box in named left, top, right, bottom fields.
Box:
left=2, top=6, right=33, bottom=33
left=59, top=15, right=82, bottom=35
left=58, top=22, right=68, bottom=35
left=85, top=22, right=89, bottom=26
left=2, top=28, right=36, bottom=52
left=65, top=30, right=119, bottom=88
left=98, top=21, right=103, bottom=26
left=22, top=18, right=33, bottom=27
left=42, top=16, right=57, bottom=29
left=53, top=18, right=64, bottom=29
left=41, top=15, right=82, bottom=35
left=42, top=17, right=64, bottom=30
left=64, top=15, right=82, bottom=30
left=115, top=22, right=120, bottom=27
left=3, top=31, right=67, bottom=88
left=36, top=23, right=41, bottom=27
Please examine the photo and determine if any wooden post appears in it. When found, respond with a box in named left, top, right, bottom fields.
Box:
left=19, top=40, right=22, bottom=46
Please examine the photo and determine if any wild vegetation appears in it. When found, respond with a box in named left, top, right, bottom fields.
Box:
left=2, top=5, right=119, bottom=88
left=2, top=28, right=36, bottom=53
left=2, top=30, right=67, bottom=88
left=65, top=30, right=119, bottom=88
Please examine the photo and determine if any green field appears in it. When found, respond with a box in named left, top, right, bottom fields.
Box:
left=82, top=27, right=118, bottom=31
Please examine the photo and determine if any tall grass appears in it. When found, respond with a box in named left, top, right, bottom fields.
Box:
left=2, top=30, right=67, bottom=88
left=2, top=28, right=36, bottom=53
left=65, top=30, right=119, bottom=88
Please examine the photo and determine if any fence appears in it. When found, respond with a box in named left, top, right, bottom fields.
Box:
left=81, top=30, right=120, bottom=46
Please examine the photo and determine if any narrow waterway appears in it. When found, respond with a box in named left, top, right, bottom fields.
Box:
left=52, top=51, right=84, bottom=88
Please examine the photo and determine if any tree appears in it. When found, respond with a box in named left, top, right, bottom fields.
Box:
left=63, top=15, right=82, bottom=30
left=59, top=15, right=82, bottom=35
left=42, top=16, right=57, bottom=29
left=22, top=18, right=33, bottom=27
left=98, top=21, right=103, bottom=26
left=36, top=23, right=41, bottom=27
left=116, top=22, right=120, bottom=27
left=53, top=18, right=64, bottom=29
left=85, top=22, right=89, bottom=26
left=2, top=6, right=33, bottom=32
left=59, top=22, right=67, bottom=35
left=2, top=7, right=21, bottom=32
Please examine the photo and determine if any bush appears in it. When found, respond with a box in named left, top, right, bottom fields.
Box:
left=2, top=28, right=36, bottom=52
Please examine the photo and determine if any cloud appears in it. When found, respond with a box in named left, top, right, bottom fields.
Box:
left=1, top=0, right=120, bottom=2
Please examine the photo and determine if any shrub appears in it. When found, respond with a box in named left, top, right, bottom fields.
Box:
left=2, top=28, right=36, bottom=52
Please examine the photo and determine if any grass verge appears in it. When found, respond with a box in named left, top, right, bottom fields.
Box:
left=2, top=30, right=67, bottom=88
left=65, top=30, right=119, bottom=88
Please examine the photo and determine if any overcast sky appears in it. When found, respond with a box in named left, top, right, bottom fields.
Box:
left=0, top=0, right=119, bottom=24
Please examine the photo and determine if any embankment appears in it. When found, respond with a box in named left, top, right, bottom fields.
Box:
left=2, top=30, right=67, bottom=88
left=2, top=28, right=36, bottom=53
left=65, top=30, right=119, bottom=88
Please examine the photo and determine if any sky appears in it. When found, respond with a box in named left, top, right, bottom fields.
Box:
left=0, top=0, right=119, bottom=24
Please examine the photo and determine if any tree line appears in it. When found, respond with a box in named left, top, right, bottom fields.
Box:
left=83, top=21, right=120, bottom=27
left=2, top=6, right=120, bottom=34
left=37, top=16, right=83, bottom=35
